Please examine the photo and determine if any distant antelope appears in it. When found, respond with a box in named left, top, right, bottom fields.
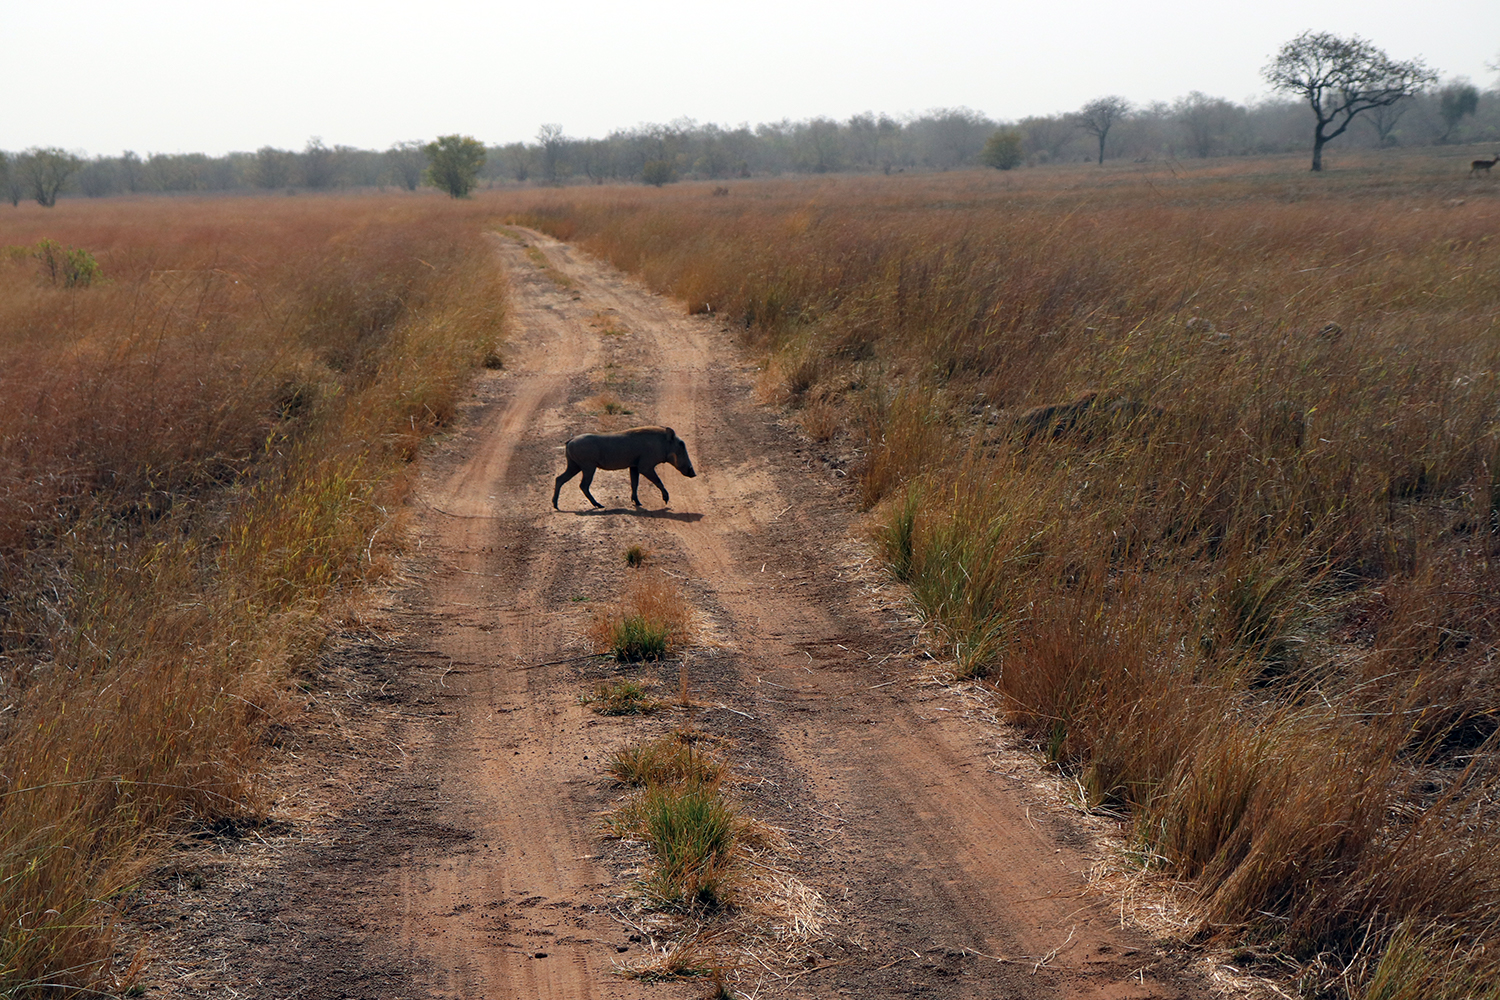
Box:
left=1471, top=154, right=1500, bottom=177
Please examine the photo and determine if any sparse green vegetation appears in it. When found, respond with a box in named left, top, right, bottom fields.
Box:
left=625, top=544, right=648, bottom=567
left=584, top=678, right=658, bottom=715
left=506, top=156, right=1500, bottom=998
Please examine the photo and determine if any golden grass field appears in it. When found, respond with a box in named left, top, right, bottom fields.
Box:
left=503, top=149, right=1500, bottom=998
left=2, top=146, right=1498, bottom=998
left=0, top=193, right=503, bottom=993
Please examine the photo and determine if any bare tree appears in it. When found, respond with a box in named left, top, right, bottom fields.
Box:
left=537, top=124, right=566, bottom=184
left=1072, top=96, right=1131, bottom=165
left=1363, top=98, right=1412, bottom=146
left=18, top=148, right=82, bottom=207
left=1264, top=31, right=1436, bottom=171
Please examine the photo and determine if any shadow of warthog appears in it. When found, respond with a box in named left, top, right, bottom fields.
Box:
left=552, top=425, right=696, bottom=510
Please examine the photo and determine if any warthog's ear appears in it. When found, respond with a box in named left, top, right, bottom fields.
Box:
left=665, top=428, right=677, bottom=442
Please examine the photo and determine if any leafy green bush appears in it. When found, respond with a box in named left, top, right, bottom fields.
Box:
left=33, top=238, right=102, bottom=287
left=980, top=128, right=1024, bottom=170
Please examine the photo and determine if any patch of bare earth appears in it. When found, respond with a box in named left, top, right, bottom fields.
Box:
left=119, top=229, right=1222, bottom=999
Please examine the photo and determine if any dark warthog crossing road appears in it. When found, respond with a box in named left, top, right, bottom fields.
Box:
left=552, top=424, right=696, bottom=509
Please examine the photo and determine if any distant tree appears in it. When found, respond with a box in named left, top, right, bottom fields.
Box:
left=386, top=141, right=425, bottom=191
left=1174, top=92, right=1245, bottom=157
left=537, top=123, right=566, bottom=184
left=1263, top=31, right=1436, bottom=171
left=846, top=112, right=881, bottom=169
left=641, top=160, right=674, bottom=186
left=1437, top=80, right=1480, bottom=143
left=0, top=152, right=16, bottom=207
left=423, top=134, right=486, bottom=198
left=500, top=142, right=531, bottom=182
left=1019, top=115, right=1077, bottom=163
left=119, top=150, right=145, bottom=192
left=1072, top=96, right=1132, bottom=164
left=77, top=156, right=118, bottom=197
left=301, top=137, right=338, bottom=188
left=252, top=147, right=294, bottom=189
left=795, top=117, right=844, bottom=173
left=19, top=147, right=82, bottom=207
left=1363, top=97, right=1412, bottom=146
left=979, top=129, right=1023, bottom=169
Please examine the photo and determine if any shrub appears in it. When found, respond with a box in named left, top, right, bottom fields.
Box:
left=32, top=238, right=102, bottom=287
left=642, top=160, right=675, bottom=187
left=980, top=128, right=1024, bottom=170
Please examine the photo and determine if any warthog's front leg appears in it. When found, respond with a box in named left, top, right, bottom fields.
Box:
left=640, top=466, right=670, bottom=506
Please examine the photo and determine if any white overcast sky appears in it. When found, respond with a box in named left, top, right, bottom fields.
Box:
left=3, top=0, right=1496, bottom=156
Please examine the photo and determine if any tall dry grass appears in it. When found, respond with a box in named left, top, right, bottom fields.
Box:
left=0, top=193, right=503, bottom=993
left=500, top=154, right=1500, bottom=996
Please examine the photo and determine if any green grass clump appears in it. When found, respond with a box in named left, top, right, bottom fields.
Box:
left=612, top=614, right=669, bottom=661
left=625, top=544, right=648, bottom=567
left=612, top=782, right=739, bottom=910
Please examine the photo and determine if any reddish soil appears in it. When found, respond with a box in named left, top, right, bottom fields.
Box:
left=125, top=229, right=1215, bottom=999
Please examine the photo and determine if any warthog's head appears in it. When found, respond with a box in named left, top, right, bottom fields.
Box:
left=666, top=430, right=696, bottom=478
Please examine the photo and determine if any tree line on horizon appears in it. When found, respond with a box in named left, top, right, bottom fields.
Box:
left=4, top=80, right=1497, bottom=202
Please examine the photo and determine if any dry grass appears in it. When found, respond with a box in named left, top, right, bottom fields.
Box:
left=0, top=192, right=504, bottom=993
left=589, top=571, right=694, bottom=661
left=500, top=153, right=1500, bottom=998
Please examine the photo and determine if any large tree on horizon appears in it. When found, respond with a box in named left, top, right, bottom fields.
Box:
left=423, top=135, right=486, bottom=198
left=1072, top=96, right=1131, bottom=165
left=1264, top=31, right=1436, bottom=171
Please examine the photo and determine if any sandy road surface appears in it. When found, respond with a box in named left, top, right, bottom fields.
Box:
left=131, top=229, right=1208, bottom=999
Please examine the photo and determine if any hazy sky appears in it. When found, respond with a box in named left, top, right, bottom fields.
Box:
left=4, top=0, right=1496, bottom=156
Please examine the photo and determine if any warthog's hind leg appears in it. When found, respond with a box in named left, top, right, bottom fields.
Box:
left=578, top=467, right=604, bottom=508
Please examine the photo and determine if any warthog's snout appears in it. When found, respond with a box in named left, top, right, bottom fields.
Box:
left=553, top=425, right=697, bottom=510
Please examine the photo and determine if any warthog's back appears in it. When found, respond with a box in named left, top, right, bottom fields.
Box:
left=565, top=425, right=676, bottom=471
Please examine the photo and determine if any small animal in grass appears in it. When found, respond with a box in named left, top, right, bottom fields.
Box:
left=553, top=426, right=696, bottom=510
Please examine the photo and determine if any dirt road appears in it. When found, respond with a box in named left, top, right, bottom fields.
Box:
left=133, top=229, right=1208, bottom=999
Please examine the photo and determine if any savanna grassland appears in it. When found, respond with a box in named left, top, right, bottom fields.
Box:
left=504, top=150, right=1500, bottom=998
left=0, top=194, right=503, bottom=993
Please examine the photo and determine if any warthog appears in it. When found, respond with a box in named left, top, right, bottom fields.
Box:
left=552, top=425, right=697, bottom=510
